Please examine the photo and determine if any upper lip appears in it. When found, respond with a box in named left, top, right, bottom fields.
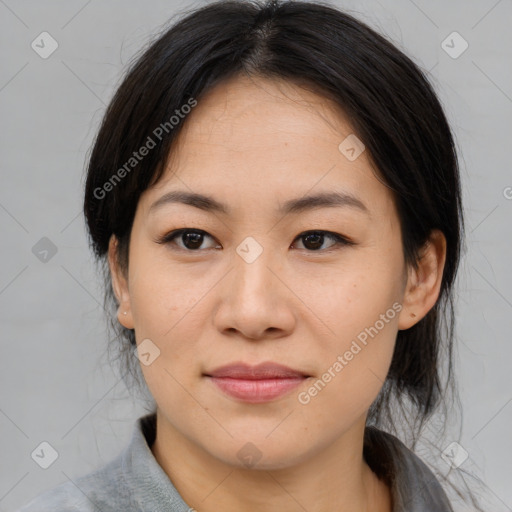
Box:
left=205, top=362, right=308, bottom=379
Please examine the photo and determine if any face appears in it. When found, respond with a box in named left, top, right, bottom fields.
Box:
left=109, top=74, right=439, bottom=470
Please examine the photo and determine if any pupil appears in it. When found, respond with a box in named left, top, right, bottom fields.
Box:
left=304, top=232, right=323, bottom=250
left=184, top=231, right=202, bottom=249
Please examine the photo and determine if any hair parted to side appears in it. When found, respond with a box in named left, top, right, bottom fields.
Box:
left=82, top=1, right=482, bottom=508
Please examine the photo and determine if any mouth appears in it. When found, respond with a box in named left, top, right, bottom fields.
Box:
left=204, top=362, right=310, bottom=403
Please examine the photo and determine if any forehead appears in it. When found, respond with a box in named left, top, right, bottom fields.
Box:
left=175, top=74, right=352, bottom=151
left=141, top=74, right=395, bottom=220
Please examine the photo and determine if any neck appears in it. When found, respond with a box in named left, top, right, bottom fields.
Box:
left=151, top=412, right=392, bottom=512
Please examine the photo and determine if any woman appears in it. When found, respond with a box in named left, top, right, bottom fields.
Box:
left=18, top=0, right=480, bottom=510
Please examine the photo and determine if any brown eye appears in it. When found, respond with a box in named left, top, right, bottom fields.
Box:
left=157, top=229, right=219, bottom=251
left=179, top=231, right=205, bottom=250
left=293, top=231, right=353, bottom=251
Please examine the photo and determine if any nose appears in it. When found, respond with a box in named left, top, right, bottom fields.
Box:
left=213, top=245, right=296, bottom=341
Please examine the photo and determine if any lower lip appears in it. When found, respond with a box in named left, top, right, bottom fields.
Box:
left=207, top=376, right=306, bottom=403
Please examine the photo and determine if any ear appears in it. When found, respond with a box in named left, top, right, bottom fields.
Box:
left=108, top=234, right=134, bottom=329
left=398, top=229, right=447, bottom=330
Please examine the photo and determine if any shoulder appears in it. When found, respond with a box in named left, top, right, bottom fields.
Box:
left=16, top=452, right=130, bottom=512
left=15, top=412, right=185, bottom=512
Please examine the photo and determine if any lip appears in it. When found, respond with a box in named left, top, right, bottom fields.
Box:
left=204, top=362, right=309, bottom=403
left=206, top=362, right=308, bottom=379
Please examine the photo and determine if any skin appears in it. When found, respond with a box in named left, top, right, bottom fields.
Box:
left=108, top=74, right=447, bottom=512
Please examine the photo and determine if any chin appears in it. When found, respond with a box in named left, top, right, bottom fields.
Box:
left=207, top=436, right=310, bottom=472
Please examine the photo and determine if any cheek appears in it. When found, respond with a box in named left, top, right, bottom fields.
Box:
left=297, top=262, right=402, bottom=338
left=299, top=317, right=398, bottom=432
left=294, top=264, right=400, bottom=407
left=128, top=249, right=209, bottom=337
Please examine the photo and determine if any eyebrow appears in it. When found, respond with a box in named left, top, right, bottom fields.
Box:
left=148, top=190, right=370, bottom=217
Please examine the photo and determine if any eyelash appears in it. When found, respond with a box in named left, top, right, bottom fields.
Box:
left=154, top=228, right=355, bottom=253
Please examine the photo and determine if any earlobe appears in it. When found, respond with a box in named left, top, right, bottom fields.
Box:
left=397, top=230, right=447, bottom=330
left=108, top=234, right=134, bottom=329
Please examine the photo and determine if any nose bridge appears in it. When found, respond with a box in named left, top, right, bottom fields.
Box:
left=213, top=234, right=295, bottom=339
left=232, top=235, right=278, bottom=300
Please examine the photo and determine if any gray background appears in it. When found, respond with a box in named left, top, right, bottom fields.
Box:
left=1, top=0, right=511, bottom=510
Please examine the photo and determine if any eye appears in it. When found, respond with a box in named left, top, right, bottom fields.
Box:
left=155, top=229, right=220, bottom=251
left=292, top=230, right=354, bottom=252
left=155, top=228, right=353, bottom=252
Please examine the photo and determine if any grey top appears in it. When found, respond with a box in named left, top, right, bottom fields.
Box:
left=18, top=413, right=454, bottom=512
